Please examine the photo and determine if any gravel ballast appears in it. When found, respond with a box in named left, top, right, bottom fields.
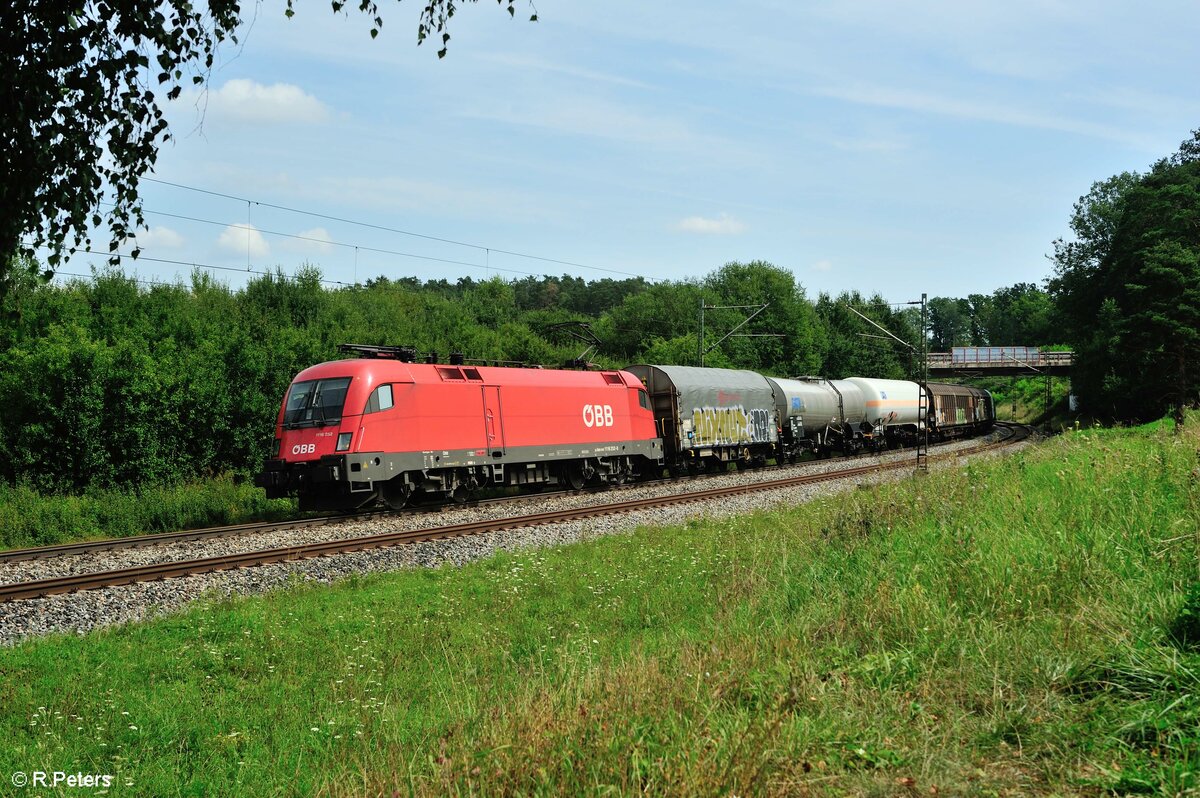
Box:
left=0, top=433, right=1031, bottom=645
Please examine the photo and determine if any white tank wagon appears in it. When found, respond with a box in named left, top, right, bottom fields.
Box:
left=624, top=364, right=778, bottom=473
left=844, top=378, right=923, bottom=429
left=765, top=376, right=877, bottom=459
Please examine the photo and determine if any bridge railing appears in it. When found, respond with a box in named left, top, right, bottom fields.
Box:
left=928, top=349, right=1073, bottom=369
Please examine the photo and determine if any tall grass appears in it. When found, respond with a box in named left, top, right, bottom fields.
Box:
left=0, top=418, right=1196, bottom=796
left=0, top=475, right=297, bottom=549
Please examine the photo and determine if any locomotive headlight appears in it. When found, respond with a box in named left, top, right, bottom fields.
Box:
left=336, top=432, right=353, bottom=452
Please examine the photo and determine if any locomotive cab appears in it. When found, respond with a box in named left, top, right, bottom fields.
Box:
left=277, top=376, right=356, bottom=460
left=255, top=363, right=379, bottom=509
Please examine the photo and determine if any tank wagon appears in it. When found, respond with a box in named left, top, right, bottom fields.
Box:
left=256, top=346, right=662, bottom=510
left=623, top=364, right=777, bottom=473
left=765, top=377, right=868, bottom=459
left=766, top=377, right=993, bottom=456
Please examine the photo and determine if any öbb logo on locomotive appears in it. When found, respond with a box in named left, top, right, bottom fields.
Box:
left=291, top=443, right=317, bottom=456
left=582, top=404, right=614, bottom=428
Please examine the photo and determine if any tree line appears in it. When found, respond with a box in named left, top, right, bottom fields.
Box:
left=0, top=259, right=1055, bottom=495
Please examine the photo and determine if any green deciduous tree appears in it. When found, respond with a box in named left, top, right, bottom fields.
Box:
left=814, top=291, right=914, bottom=380
left=927, top=296, right=972, bottom=350
left=701, top=261, right=824, bottom=377
left=983, top=283, right=1056, bottom=345
left=598, top=281, right=703, bottom=365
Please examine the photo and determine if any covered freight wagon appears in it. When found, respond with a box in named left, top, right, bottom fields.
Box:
left=927, top=382, right=994, bottom=437
left=624, top=364, right=777, bottom=471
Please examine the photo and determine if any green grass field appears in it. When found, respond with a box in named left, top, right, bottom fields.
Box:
left=1, top=419, right=1197, bottom=796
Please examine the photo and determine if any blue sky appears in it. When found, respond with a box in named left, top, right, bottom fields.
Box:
left=73, top=0, right=1200, bottom=301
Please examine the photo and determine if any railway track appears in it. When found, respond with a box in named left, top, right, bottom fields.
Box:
left=0, top=487, right=596, bottom=565
left=0, top=449, right=888, bottom=566
left=0, top=424, right=1026, bottom=602
left=0, top=428, right=1016, bottom=566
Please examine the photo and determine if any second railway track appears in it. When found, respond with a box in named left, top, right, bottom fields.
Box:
left=0, top=424, right=1027, bottom=603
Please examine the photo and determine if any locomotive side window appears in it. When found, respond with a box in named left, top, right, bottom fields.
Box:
left=364, top=384, right=394, bottom=414
left=638, top=389, right=651, bottom=410
left=283, top=377, right=352, bottom=427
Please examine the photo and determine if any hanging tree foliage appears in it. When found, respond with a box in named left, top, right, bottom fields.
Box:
left=0, top=0, right=533, bottom=301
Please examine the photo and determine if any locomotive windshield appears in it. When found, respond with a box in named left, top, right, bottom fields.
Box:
left=283, top=377, right=352, bottom=428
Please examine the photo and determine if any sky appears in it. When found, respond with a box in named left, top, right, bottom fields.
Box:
left=64, top=0, right=1200, bottom=302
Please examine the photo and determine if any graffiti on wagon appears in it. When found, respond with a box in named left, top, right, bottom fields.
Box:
left=690, top=406, right=772, bottom=446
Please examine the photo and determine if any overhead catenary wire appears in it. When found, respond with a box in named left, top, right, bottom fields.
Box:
left=140, top=177, right=647, bottom=280
left=107, top=203, right=542, bottom=278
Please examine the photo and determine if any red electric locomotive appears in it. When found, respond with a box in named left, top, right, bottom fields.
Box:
left=255, top=345, right=663, bottom=510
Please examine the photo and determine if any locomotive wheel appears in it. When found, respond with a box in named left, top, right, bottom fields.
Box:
left=564, top=464, right=585, bottom=490
left=451, top=485, right=471, bottom=505
left=379, top=480, right=411, bottom=511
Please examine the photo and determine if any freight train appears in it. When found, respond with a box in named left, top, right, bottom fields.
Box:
left=255, top=345, right=994, bottom=510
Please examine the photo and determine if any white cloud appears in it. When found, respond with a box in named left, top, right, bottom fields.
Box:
left=676, top=213, right=746, bottom=235
left=204, top=79, right=329, bottom=125
left=282, top=227, right=335, bottom=255
left=217, top=223, right=270, bottom=259
left=811, top=82, right=1141, bottom=146
left=128, top=225, right=184, bottom=250
left=811, top=260, right=833, bottom=272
